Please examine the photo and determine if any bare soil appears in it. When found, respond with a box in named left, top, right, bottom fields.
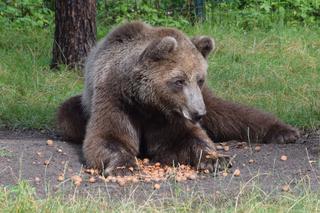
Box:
left=0, top=129, right=319, bottom=200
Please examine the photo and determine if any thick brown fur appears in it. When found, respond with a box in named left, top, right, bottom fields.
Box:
left=56, top=21, right=299, bottom=175
left=56, top=95, right=88, bottom=143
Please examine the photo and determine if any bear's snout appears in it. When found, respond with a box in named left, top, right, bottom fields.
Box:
left=182, top=107, right=206, bottom=123
left=191, top=110, right=206, bottom=122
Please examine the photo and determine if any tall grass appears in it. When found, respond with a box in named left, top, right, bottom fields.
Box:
left=0, top=23, right=319, bottom=129
left=0, top=180, right=319, bottom=212
left=0, top=27, right=82, bottom=129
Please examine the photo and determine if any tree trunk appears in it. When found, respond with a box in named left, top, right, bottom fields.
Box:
left=51, top=0, right=96, bottom=69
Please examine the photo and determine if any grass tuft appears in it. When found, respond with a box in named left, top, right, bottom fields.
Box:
left=0, top=180, right=320, bottom=212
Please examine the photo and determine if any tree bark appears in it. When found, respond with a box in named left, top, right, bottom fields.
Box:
left=51, top=0, right=96, bottom=69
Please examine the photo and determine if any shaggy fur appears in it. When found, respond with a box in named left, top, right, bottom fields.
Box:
left=56, top=21, right=299, bottom=175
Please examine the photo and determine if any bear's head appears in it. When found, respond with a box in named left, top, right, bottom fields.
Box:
left=133, top=31, right=215, bottom=123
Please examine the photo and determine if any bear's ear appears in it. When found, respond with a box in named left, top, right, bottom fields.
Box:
left=141, top=36, right=178, bottom=61
left=191, top=36, right=215, bottom=59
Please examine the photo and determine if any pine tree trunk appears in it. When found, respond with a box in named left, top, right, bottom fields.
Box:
left=51, top=0, right=96, bottom=69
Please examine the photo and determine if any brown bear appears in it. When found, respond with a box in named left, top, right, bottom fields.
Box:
left=56, top=21, right=300, bottom=175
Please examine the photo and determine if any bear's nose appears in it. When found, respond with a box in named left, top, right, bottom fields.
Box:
left=191, top=111, right=206, bottom=122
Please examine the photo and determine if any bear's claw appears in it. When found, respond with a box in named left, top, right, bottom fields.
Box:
left=199, top=154, right=232, bottom=172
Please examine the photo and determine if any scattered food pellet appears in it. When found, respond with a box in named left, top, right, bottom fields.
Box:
left=280, top=155, right=288, bottom=161
left=57, top=148, right=63, bottom=153
left=223, top=146, right=230, bottom=151
left=117, top=178, right=126, bottom=186
left=236, top=142, right=247, bottom=148
left=110, top=177, right=117, bottom=183
left=248, top=159, right=255, bottom=164
left=205, top=151, right=218, bottom=159
left=132, top=177, right=139, bottom=183
left=44, top=160, right=50, bottom=165
left=144, top=177, right=151, bottom=182
left=187, top=174, right=197, bottom=180
left=216, top=145, right=224, bottom=150
left=143, top=158, right=150, bottom=165
left=204, top=169, right=210, bottom=174
left=281, top=184, right=290, bottom=192
left=254, top=146, right=261, bottom=152
left=35, top=177, right=40, bottom=182
left=153, top=183, right=161, bottom=190
left=222, top=171, right=228, bottom=177
left=46, top=140, right=54, bottom=146
left=233, top=169, right=241, bottom=177
left=57, top=175, right=64, bottom=182
left=84, top=159, right=215, bottom=186
left=74, top=181, right=81, bottom=186
left=36, top=151, right=42, bottom=157
left=84, top=168, right=96, bottom=175
left=71, top=175, right=82, bottom=186
left=176, top=176, right=183, bottom=182
left=89, top=176, right=96, bottom=183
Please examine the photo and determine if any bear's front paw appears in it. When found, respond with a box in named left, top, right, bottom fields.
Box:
left=84, top=145, right=137, bottom=176
left=198, top=151, right=231, bottom=172
left=102, top=156, right=138, bottom=177
left=263, top=123, right=300, bottom=144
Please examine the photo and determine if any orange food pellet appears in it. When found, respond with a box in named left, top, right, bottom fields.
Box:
left=153, top=183, right=161, bottom=190
left=89, top=177, right=96, bottom=183
left=233, top=169, right=241, bottom=177
left=46, top=139, right=54, bottom=146
left=57, top=175, right=64, bottom=182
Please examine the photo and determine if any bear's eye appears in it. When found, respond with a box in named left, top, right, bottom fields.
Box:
left=174, top=79, right=185, bottom=88
left=197, top=79, right=205, bottom=87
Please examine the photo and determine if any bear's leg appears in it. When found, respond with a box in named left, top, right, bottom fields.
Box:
left=201, top=86, right=300, bottom=143
left=83, top=93, right=139, bottom=176
left=56, top=95, right=88, bottom=143
left=148, top=123, right=230, bottom=172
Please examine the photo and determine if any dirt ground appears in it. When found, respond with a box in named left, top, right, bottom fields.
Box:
left=0, top=129, right=319, bottom=200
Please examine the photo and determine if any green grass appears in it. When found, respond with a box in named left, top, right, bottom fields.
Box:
left=189, top=24, right=320, bottom=129
left=0, top=147, right=13, bottom=157
left=1, top=181, right=320, bottom=212
left=0, top=27, right=83, bottom=129
left=0, top=24, right=319, bottom=130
